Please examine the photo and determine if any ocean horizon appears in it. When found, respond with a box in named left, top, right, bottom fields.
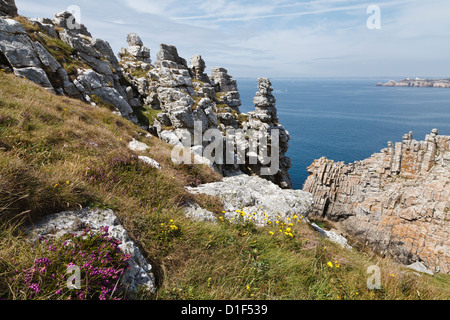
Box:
left=237, top=77, right=450, bottom=189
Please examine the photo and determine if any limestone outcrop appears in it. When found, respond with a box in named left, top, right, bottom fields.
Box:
left=119, top=34, right=294, bottom=189
left=303, top=130, right=450, bottom=273
left=0, top=12, right=138, bottom=122
left=186, top=174, right=312, bottom=226
left=1, top=7, right=296, bottom=189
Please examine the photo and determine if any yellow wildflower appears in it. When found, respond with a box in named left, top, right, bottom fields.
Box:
left=327, top=261, right=333, bottom=268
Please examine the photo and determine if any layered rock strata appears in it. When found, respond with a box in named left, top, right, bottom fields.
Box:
left=303, top=130, right=450, bottom=273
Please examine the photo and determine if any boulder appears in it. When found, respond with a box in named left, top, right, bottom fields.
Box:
left=187, top=174, right=312, bottom=226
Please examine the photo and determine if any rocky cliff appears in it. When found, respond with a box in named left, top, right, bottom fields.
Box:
left=0, top=3, right=293, bottom=189
left=303, top=130, right=450, bottom=273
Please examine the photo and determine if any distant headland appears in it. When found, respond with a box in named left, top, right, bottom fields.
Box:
left=377, top=78, right=450, bottom=88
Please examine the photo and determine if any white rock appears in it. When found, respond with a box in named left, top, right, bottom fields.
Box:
left=128, top=138, right=150, bottom=152
left=310, top=222, right=352, bottom=250
left=138, top=156, right=161, bottom=170
left=187, top=174, right=313, bottom=226
left=407, top=262, right=434, bottom=276
left=184, top=202, right=216, bottom=222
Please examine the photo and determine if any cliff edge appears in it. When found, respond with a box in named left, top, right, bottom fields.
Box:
left=303, top=130, right=450, bottom=273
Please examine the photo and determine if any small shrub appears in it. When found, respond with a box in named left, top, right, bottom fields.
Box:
left=6, top=227, right=131, bottom=300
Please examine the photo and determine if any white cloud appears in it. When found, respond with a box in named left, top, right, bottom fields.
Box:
left=14, top=0, right=450, bottom=78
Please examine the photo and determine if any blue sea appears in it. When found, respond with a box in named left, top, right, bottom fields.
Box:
left=236, top=78, right=450, bottom=190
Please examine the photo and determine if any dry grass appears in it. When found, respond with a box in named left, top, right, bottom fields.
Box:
left=0, top=72, right=449, bottom=300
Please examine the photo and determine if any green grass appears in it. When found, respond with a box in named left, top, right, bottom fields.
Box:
left=0, top=72, right=449, bottom=300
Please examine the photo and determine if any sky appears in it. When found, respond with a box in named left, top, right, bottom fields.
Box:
left=14, top=0, right=450, bottom=78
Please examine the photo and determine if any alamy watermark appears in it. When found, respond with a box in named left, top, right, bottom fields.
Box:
left=66, top=264, right=81, bottom=290
left=171, top=121, right=280, bottom=175
left=367, top=5, right=381, bottom=30
left=66, top=5, right=82, bottom=30
left=366, top=265, right=382, bottom=290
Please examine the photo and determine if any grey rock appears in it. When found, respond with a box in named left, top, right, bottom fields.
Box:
left=189, top=54, right=209, bottom=83
left=407, top=262, right=434, bottom=276
left=53, top=11, right=91, bottom=37
left=187, top=174, right=313, bottom=226
left=14, top=67, right=53, bottom=90
left=127, top=33, right=143, bottom=47
left=184, top=201, right=216, bottom=222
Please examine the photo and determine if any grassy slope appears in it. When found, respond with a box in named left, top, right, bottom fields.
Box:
left=0, top=72, right=448, bottom=300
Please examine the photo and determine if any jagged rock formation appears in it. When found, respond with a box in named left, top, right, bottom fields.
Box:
left=241, top=78, right=293, bottom=188
left=210, top=67, right=241, bottom=110
left=0, top=0, right=17, bottom=17
left=0, top=1, right=295, bottom=189
left=189, top=54, right=209, bottom=83
left=0, top=11, right=137, bottom=122
left=303, top=130, right=450, bottom=273
left=119, top=34, right=293, bottom=188
left=378, top=78, right=450, bottom=88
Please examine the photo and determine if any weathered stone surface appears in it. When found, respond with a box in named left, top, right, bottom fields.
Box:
left=303, top=131, right=450, bottom=274
left=210, top=66, right=241, bottom=110
left=128, top=138, right=150, bottom=152
left=119, top=33, right=151, bottom=64
left=0, top=18, right=41, bottom=68
left=0, top=0, right=18, bottom=17
left=14, top=66, right=53, bottom=90
left=187, top=174, right=312, bottom=226
left=53, top=11, right=91, bottom=37
left=310, top=223, right=352, bottom=250
left=76, top=69, right=135, bottom=119
left=189, top=54, right=209, bottom=83
left=240, top=78, right=293, bottom=189
left=29, top=208, right=156, bottom=294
